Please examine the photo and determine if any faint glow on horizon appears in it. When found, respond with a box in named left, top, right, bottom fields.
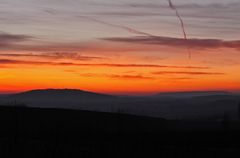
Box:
left=0, top=0, right=240, bottom=94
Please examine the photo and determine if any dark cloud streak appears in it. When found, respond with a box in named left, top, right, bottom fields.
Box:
left=102, top=36, right=240, bottom=49
left=0, top=53, right=103, bottom=61
left=0, top=32, right=32, bottom=47
left=80, top=73, right=154, bottom=80
left=0, top=59, right=209, bottom=69
left=152, top=71, right=225, bottom=75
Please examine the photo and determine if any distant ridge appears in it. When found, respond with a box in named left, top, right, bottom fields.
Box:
left=0, top=89, right=238, bottom=120
left=155, top=91, right=232, bottom=98
left=9, top=88, right=115, bottom=101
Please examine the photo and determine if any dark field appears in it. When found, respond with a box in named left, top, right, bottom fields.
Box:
left=1, top=105, right=240, bottom=157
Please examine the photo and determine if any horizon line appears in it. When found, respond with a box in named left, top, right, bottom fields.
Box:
left=0, top=88, right=239, bottom=96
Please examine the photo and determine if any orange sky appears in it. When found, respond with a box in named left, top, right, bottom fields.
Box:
left=0, top=45, right=239, bottom=95
left=0, top=0, right=240, bottom=94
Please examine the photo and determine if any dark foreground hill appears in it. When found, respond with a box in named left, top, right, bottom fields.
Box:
left=1, top=105, right=240, bottom=157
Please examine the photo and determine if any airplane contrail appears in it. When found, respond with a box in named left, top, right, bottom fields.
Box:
left=77, top=15, right=156, bottom=37
left=166, top=0, right=191, bottom=58
left=78, top=2, right=191, bottom=58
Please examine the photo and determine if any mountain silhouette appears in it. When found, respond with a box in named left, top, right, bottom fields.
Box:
left=4, top=89, right=116, bottom=109
left=10, top=89, right=114, bottom=100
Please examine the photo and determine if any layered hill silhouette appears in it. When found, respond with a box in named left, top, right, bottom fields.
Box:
left=0, top=89, right=239, bottom=120
left=0, top=90, right=239, bottom=157
left=155, top=91, right=232, bottom=98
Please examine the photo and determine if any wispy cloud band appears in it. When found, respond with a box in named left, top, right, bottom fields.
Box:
left=0, top=32, right=32, bottom=47
left=0, top=59, right=209, bottom=69
left=152, top=71, right=225, bottom=75
left=102, top=36, right=240, bottom=49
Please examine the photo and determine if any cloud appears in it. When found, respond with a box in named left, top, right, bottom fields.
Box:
left=90, top=1, right=240, bottom=22
left=0, top=58, right=209, bottom=69
left=152, top=71, right=225, bottom=76
left=78, top=73, right=195, bottom=80
left=102, top=36, right=240, bottom=49
left=4, top=41, right=150, bottom=53
left=167, top=77, right=194, bottom=80
left=92, top=11, right=161, bottom=17
left=0, top=32, right=32, bottom=47
left=0, top=52, right=103, bottom=61
left=80, top=73, right=154, bottom=80
left=0, top=59, right=49, bottom=65
left=75, top=63, right=209, bottom=69
left=126, top=2, right=240, bottom=9
left=108, top=74, right=153, bottom=80
left=47, top=52, right=104, bottom=60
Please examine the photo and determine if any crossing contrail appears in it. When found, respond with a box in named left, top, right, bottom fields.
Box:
left=166, top=0, right=191, bottom=58
left=77, top=15, right=156, bottom=37
left=78, top=1, right=191, bottom=58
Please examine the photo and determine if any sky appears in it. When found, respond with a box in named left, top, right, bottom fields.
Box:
left=0, top=0, right=240, bottom=95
